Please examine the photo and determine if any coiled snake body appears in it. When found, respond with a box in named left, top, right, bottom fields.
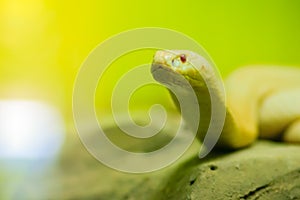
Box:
left=151, top=50, right=300, bottom=149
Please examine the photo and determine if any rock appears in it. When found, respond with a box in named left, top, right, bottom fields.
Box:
left=9, top=121, right=300, bottom=199
left=154, top=141, right=300, bottom=200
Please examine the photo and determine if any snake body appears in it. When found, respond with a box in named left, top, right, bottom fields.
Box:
left=151, top=50, right=300, bottom=149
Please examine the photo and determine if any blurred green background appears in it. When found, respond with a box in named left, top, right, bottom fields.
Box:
left=1, top=0, right=299, bottom=124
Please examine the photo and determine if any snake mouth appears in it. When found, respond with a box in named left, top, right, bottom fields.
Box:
left=151, top=62, right=206, bottom=90
left=151, top=63, right=192, bottom=88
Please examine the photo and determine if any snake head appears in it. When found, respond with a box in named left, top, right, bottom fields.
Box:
left=151, top=50, right=211, bottom=88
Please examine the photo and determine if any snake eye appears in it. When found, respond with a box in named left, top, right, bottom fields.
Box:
left=180, top=54, right=187, bottom=63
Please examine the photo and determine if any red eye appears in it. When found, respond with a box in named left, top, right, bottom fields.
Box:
left=180, top=54, right=186, bottom=63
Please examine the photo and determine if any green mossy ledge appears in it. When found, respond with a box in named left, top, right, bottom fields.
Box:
left=20, top=127, right=300, bottom=199
left=153, top=141, right=300, bottom=200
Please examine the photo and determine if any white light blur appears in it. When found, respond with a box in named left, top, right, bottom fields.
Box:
left=0, top=100, right=65, bottom=160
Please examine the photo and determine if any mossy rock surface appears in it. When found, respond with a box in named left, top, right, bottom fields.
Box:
left=52, top=134, right=300, bottom=200
left=7, top=122, right=300, bottom=199
left=154, top=141, right=300, bottom=200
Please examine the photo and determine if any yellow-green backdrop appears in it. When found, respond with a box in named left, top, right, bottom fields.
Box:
left=1, top=0, right=299, bottom=125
